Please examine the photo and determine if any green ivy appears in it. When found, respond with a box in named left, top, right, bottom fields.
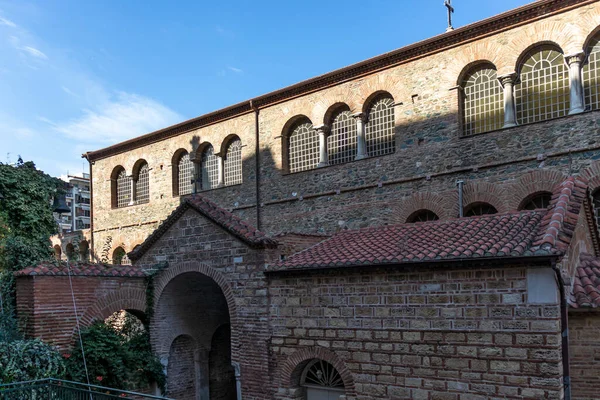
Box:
left=0, top=339, right=66, bottom=383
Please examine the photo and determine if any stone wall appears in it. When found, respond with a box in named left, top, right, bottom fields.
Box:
left=268, top=265, right=563, bottom=400
left=88, top=3, right=600, bottom=259
left=569, top=312, right=600, bottom=400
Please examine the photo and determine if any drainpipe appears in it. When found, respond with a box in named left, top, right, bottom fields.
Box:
left=232, top=361, right=242, bottom=400
left=84, top=155, right=95, bottom=262
left=250, top=100, right=261, bottom=230
left=456, top=180, right=464, bottom=217
left=552, top=260, right=571, bottom=400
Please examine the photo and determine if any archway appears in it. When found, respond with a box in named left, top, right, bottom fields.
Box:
left=79, top=240, right=90, bottom=262
left=301, top=360, right=345, bottom=400
left=53, top=245, right=62, bottom=260
left=155, top=271, right=235, bottom=400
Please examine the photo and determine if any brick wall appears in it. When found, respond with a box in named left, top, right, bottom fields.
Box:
left=568, top=312, right=600, bottom=400
left=167, top=335, right=197, bottom=400
left=268, top=265, right=563, bottom=400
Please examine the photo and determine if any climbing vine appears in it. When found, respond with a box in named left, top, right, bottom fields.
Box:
left=143, top=262, right=167, bottom=328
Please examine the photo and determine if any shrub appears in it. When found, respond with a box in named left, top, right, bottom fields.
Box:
left=0, top=339, right=66, bottom=383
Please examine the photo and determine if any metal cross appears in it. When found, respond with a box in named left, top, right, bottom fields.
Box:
left=445, top=0, right=454, bottom=32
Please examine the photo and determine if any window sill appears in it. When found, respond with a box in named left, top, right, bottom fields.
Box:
left=282, top=151, right=396, bottom=176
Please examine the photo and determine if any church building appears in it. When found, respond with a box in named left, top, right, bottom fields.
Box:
left=18, top=0, right=600, bottom=399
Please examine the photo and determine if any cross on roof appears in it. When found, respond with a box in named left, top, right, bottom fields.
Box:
left=445, top=0, right=455, bottom=32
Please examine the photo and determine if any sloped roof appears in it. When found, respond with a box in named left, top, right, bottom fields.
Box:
left=15, top=262, right=148, bottom=278
left=129, top=194, right=277, bottom=261
left=270, top=177, right=588, bottom=272
left=570, top=253, right=600, bottom=308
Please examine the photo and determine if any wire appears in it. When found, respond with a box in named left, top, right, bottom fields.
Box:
left=66, top=262, right=93, bottom=400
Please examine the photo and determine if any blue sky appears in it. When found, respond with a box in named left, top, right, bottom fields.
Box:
left=0, top=0, right=530, bottom=178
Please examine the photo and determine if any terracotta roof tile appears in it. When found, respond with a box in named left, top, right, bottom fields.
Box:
left=129, top=194, right=277, bottom=261
left=570, top=253, right=600, bottom=309
left=15, top=261, right=148, bottom=278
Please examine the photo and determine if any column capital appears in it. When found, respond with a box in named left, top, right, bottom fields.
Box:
left=313, top=124, right=330, bottom=135
left=565, top=51, right=585, bottom=65
left=351, top=112, right=367, bottom=123
left=498, top=72, right=518, bottom=87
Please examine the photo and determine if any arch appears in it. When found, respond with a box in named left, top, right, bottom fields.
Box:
left=462, top=181, right=508, bottom=214
left=78, top=286, right=147, bottom=328
left=514, top=43, right=569, bottom=124
left=504, top=169, right=566, bottom=210
left=364, top=92, right=395, bottom=157
left=65, top=243, right=75, bottom=261
left=518, top=191, right=552, bottom=211
left=172, top=149, right=193, bottom=197
left=323, top=102, right=351, bottom=127
left=200, top=143, right=219, bottom=190
left=406, top=209, right=440, bottom=223
left=326, top=104, right=356, bottom=165
left=394, top=191, right=455, bottom=224
left=131, top=159, right=149, bottom=179
left=152, top=261, right=239, bottom=357
left=584, top=28, right=600, bottom=112
left=53, top=245, right=62, bottom=261
left=112, top=246, right=129, bottom=265
left=110, top=165, right=129, bottom=209
left=279, top=347, right=356, bottom=396
left=167, top=334, right=198, bottom=400
left=283, top=116, right=318, bottom=173
left=464, top=202, right=498, bottom=217
left=222, top=135, right=243, bottom=186
left=79, top=240, right=90, bottom=262
left=132, top=160, right=150, bottom=205
left=459, top=61, right=503, bottom=136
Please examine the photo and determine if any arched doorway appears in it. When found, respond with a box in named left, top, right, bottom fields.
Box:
left=301, top=360, right=345, bottom=400
left=79, top=240, right=90, bottom=262
left=155, top=271, right=236, bottom=400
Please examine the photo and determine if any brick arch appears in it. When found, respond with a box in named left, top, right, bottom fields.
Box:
left=310, top=86, right=361, bottom=124
left=355, top=73, right=405, bottom=112
left=445, top=41, right=503, bottom=84
left=504, top=169, right=567, bottom=210
left=462, top=181, right=508, bottom=214
left=152, top=261, right=240, bottom=361
left=322, top=102, right=351, bottom=126
left=393, top=191, right=454, bottom=224
left=581, top=160, right=600, bottom=192
left=279, top=347, right=356, bottom=396
left=578, top=10, right=600, bottom=51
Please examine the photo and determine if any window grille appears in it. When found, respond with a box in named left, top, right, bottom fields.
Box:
left=116, top=169, right=131, bottom=208
left=515, top=48, right=569, bottom=124
left=135, top=163, right=149, bottom=204
left=464, top=203, right=498, bottom=217
left=288, top=121, right=318, bottom=173
left=462, top=66, right=503, bottom=135
left=520, top=192, right=551, bottom=210
left=365, top=97, right=395, bottom=157
left=178, top=153, right=194, bottom=196
left=201, top=145, right=219, bottom=190
left=584, top=36, right=600, bottom=111
left=224, top=139, right=243, bottom=186
left=407, top=209, right=440, bottom=223
left=302, top=360, right=344, bottom=389
left=328, top=110, right=357, bottom=165
left=593, top=190, right=600, bottom=230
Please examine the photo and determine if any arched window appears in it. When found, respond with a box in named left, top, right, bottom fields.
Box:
left=327, top=108, right=357, bottom=165
left=519, top=192, right=552, bottom=210
left=407, top=209, right=440, bottom=223
left=288, top=119, right=318, bottom=173
left=224, top=138, right=243, bottom=186
left=461, top=64, right=503, bottom=135
left=79, top=240, right=90, bottom=262
left=134, top=161, right=150, bottom=205
left=464, top=202, right=498, bottom=217
left=201, top=145, right=219, bottom=190
left=112, top=167, right=130, bottom=208
left=65, top=243, right=76, bottom=261
left=515, top=46, right=569, bottom=124
left=592, top=189, right=600, bottom=230
left=365, top=95, right=395, bottom=157
left=53, top=245, right=62, bottom=261
left=174, top=150, right=193, bottom=196
left=301, top=359, right=345, bottom=398
left=112, top=247, right=131, bottom=265
left=584, top=33, right=600, bottom=111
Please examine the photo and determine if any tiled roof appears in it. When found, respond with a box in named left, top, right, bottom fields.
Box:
left=271, top=177, right=589, bottom=272
left=14, top=262, right=148, bottom=278
left=129, top=194, right=277, bottom=261
left=570, top=253, right=600, bottom=309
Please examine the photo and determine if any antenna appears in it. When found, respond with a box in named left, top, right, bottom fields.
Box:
left=445, top=0, right=455, bottom=32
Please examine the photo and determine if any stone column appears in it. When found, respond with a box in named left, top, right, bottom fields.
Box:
left=566, top=52, right=585, bottom=115
left=314, top=124, right=330, bottom=168
left=217, top=155, right=224, bottom=187
left=127, top=174, right=135, bottom=206
left=189, top=151, right=201, bottom=193
left=352, top=112, right=368, bottom=160
left=499, top=73, right=518, bottom=128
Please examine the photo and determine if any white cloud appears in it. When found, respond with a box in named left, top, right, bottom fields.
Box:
left=21, top=45, right=47, bottom=59
left=54, top=92, right=183, bottom=144
left=0, top=17, right=16, bottom=28
left=61, top=86, right=78, bottom=97
left=227, top=66, right=243, bottom=73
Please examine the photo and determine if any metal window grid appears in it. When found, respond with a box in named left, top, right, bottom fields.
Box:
left=462, top=67, right=503, bottom=136
left=178, top=153, right=194, bottom=196
left=521, top=193, right=551, bottom=210
left=135, top=163, right=150, bottom=204
left=289, top=122, right=319, bottom=173
left=328, top=110, right=357, bottom=165
left=408, top=210, right=440, bottom=223
left=116, top=170, right=130, bottom=208
left=593, top=192, right=600, bottom=231
left=584, top=37, right=600, bottom=111
left=224, top=139, right=243, bottom=186
left=303, top=360, right=344, bottom=388
left=515, top=49, right=569, bottom=124
left=465, top=203, right=498, bottom=217
left=201, top=145, right=219, bottom=190
left=366, top=97, right=395, bottom=157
